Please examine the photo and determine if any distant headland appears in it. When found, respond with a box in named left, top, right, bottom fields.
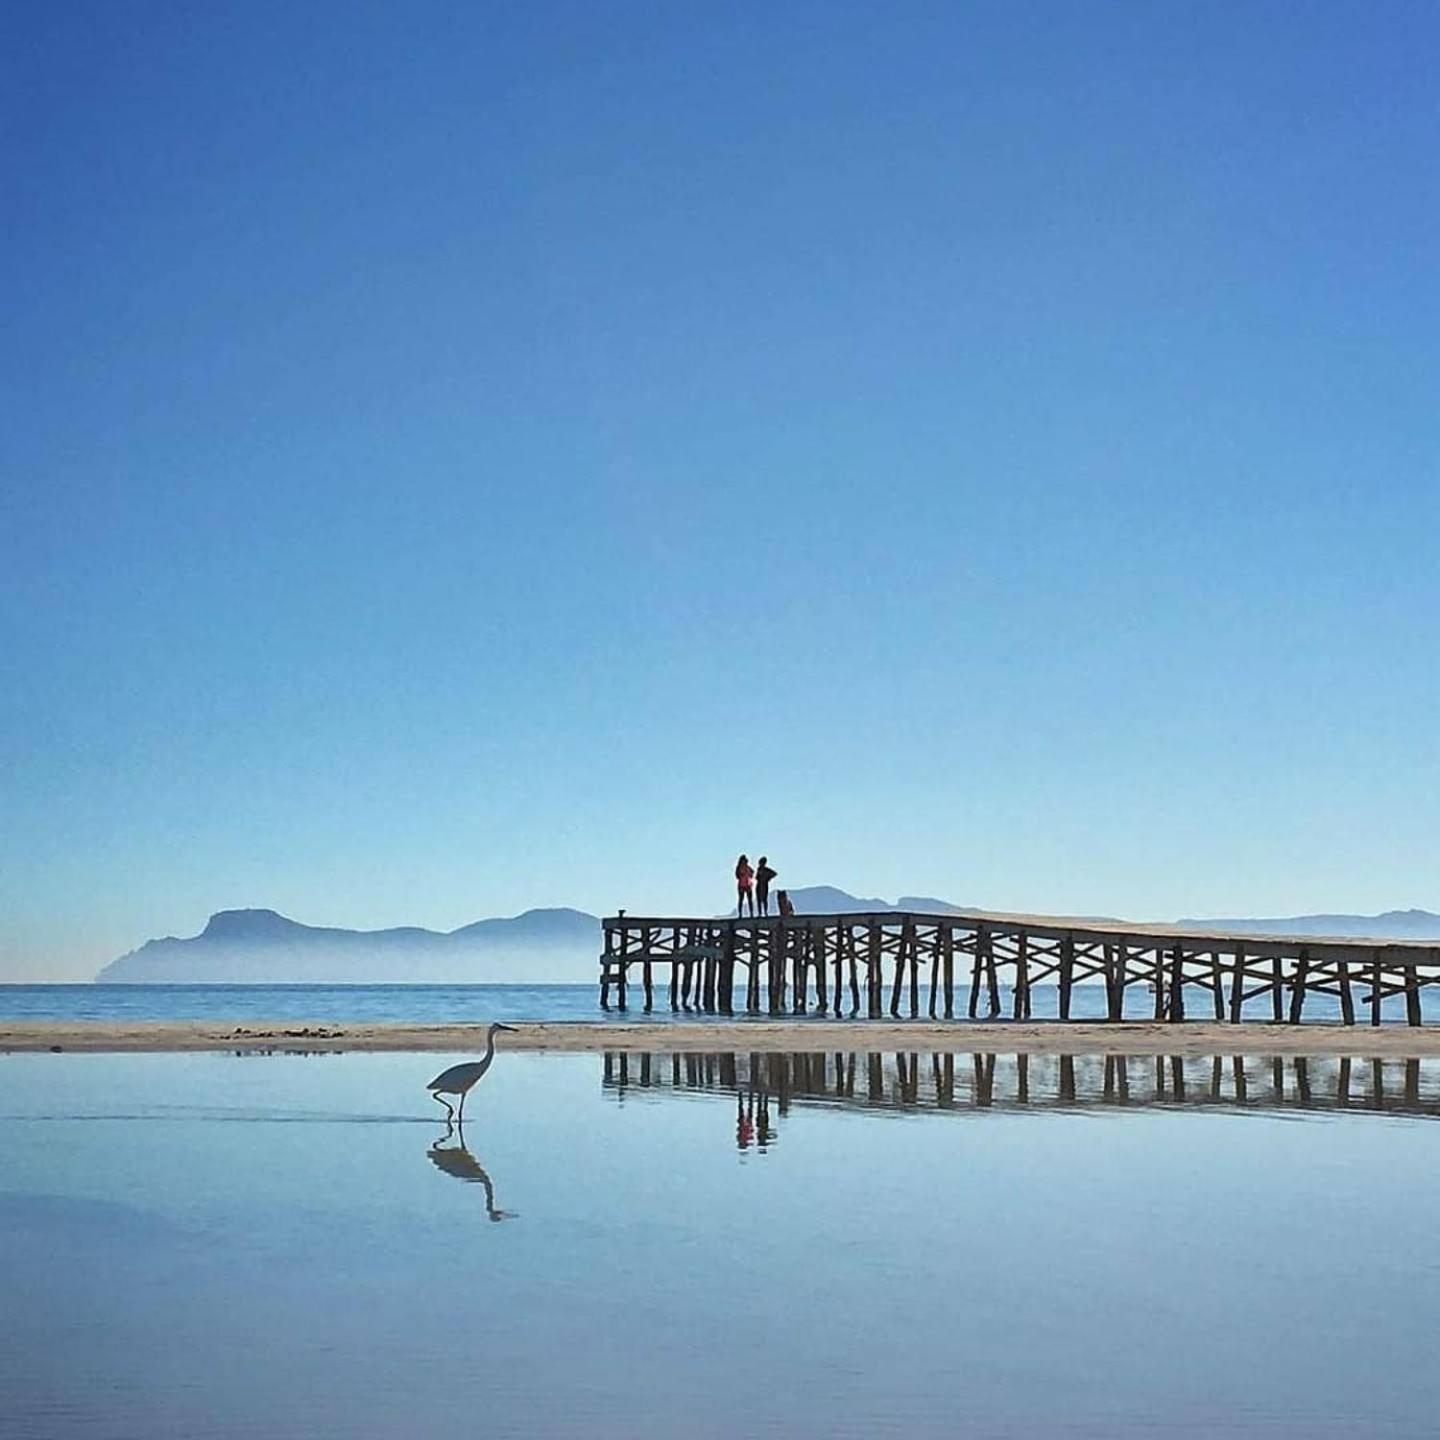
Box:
left=95, top=891, right=1440, bottom=984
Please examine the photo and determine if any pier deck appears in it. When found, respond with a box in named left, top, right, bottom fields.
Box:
left=600, top=909, right=1440, bottom=1026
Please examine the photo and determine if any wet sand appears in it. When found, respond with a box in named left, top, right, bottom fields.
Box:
left=6, top=1018, right=1440, bottom=1056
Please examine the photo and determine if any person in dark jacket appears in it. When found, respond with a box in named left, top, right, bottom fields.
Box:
left=755, top=857, right=778, bottom=915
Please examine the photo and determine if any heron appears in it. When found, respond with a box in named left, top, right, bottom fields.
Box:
left=426, top=1022, right=517, bottom=1124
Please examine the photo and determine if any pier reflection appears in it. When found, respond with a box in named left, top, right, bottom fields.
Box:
left=602, top=1050, right=1440, bottom=1145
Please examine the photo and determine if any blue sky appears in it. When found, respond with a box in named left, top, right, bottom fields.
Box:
left=3, top=2, right=1437, bottom=980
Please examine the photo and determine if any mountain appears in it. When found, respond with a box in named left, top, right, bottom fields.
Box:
left=779, top=886, right=905, bottom=914
left=777, top=887, right=980, bottom=916
left=98, top=889, right=978, bottom=982
left=727, top=887, right=981, bottom=916
left=97, top=894, right=1440, bottom=984
left=1176, top=909, right=1440, bottom=941
left=96, top=907, right=601, bottom=984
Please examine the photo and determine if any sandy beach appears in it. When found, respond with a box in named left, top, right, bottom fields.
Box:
left=6, top=1018, right=1440, bottom=1056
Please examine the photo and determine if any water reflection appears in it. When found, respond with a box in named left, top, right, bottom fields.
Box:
left=426, top=1123, right=514, bottom=1221
left=735, top=1088, right=775, bottom=1152
left=603, top=1050, right=1440, bottom=1147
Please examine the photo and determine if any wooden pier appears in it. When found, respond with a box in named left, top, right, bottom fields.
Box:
left=600, top=909, right=1440, bottom=1025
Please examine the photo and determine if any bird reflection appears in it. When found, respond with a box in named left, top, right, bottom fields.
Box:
left=427, top=1122, right=514, bottom=1221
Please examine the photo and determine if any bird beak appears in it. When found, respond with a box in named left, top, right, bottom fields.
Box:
left=495, top=1024, right=518, bottom=1033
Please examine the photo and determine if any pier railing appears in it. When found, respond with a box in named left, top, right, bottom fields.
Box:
left=599, top=910, right=1440, bottom=1026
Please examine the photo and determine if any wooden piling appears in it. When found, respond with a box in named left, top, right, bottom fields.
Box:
left=928, top=927, right=941, bottom=1019
left=889, top=920, right=908, bottom=1018
left=908, top=922, right=920, bottom=1018
left=867, top=923, right=882, bottom=1018
left=1228, top=946, right=1245, bottom=1023
left=767, top=926, right=782, bottom=1014
left=1059, top=933, right=1075, bottom=1021
left=791, top=928, right=806, bottom=1014
left=967, top=932, right=983, bottom=1019
left=1013, top=932, right=1030, bottom=1021
left=943, top=927, right=955, bottom=1019
left=983, top=928, right=1000, bottom=1018
left=1288, top=949, right=1309, bottom=1024
left=1168, top=944, right=1185, bottom=1023
left=840, top=921, right=852, bottom=1013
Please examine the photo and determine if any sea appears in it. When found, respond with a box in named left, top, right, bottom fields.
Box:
left=5, top=1044, right=1440, bottom=1437
left=0, top=981, right=1433, bottom=1024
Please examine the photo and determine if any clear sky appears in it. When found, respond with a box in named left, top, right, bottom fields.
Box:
left=3, top=2, right=1437, bottom=981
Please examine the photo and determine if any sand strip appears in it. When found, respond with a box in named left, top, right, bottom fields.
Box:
left=5, top=1019, right=1440, bottom=1057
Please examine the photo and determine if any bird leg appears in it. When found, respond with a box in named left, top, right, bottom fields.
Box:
left=432, top=1092, right=455, bottom=1123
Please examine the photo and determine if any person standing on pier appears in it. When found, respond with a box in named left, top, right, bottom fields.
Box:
left=735, top=854, right=755, bottom=916
left=755, top=856, right=777, bottom=915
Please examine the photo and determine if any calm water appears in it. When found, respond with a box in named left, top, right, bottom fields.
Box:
left=2, top=982, right=1431, bottom=1024
left=0, top=983, right=603, bottom=1023
left=4, top=1048, right=1440, bottom=1438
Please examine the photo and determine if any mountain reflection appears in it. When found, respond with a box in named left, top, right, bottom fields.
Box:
left=602, top=1050, right=1440, bottom=1146
left=427, top=1124, right=513, bottom=1220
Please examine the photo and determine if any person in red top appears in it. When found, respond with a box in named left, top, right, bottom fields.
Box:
left=735, top=854, right=755, bottom=916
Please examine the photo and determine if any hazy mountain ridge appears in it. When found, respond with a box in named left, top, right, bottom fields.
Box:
left=97, top=896, right=1440, bottom=983
left=1177, top=909, right=1440, bottom=941
left=734, top=887, right=982, bottom=917
left=97, top=907, right=602, bottom=984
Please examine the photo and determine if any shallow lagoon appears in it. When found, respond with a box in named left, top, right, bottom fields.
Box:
left=5, top=1049, right=1440, bottom=1438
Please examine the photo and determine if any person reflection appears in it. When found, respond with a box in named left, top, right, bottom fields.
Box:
left=427, top=1122, right=514, bottom=1221
left=736, top=1091, right=754, bottom=1151
left=735, top=1085, right=775, bottom=1152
